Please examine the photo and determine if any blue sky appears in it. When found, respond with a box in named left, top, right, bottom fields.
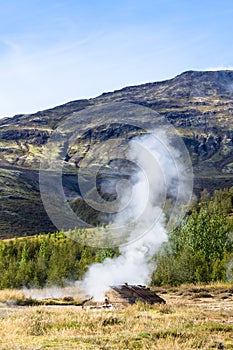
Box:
left=0, top=0, right=233, bottom=118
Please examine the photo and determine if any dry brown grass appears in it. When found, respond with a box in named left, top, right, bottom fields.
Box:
left=0, top=289, right=25, bottom=303
left=0, top=284, right=233, bottom=349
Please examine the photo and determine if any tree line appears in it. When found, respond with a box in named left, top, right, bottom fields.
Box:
left=0, top=187, right=233, bottom=289
left=153, top=187, right=233, bottom=285
left=0, top=231, right=117, bottom=289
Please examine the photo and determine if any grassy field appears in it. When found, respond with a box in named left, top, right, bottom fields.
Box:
left=0, top=284, right=233, bottom=349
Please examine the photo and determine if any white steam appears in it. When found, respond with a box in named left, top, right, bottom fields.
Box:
left=83, top=130, right=189, bottom=300
left=23, top=282, right=87, bottom=300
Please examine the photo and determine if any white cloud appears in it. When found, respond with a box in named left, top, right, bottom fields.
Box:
left=203, top=66, right=233, bottom=71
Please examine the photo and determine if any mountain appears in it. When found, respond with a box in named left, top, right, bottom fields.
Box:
left=0, top=70, right=233, bottom=238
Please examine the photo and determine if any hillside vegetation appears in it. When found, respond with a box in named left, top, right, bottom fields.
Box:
left=0, top=70, right=233, bottom=238
left=0, top=188, right=232, bottom=289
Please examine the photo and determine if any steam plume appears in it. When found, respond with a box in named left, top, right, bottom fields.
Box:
left=83, top=130, right=190, bottom=300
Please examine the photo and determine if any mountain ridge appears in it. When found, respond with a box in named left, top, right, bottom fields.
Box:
left=0, top=70, right=233, bottom=238
left=2, top=69, right=233, bottom=127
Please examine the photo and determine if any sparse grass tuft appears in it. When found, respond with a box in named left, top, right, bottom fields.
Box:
left=24, top=310, right=52, bottom=336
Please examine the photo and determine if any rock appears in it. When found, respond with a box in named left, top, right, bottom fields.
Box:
left=0, top=70, right=233, bottom=237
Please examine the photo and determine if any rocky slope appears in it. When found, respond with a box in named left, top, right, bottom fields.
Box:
left=0, top=70, right=233, bottom=238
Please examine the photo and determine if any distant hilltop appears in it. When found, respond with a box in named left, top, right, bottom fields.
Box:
left=0, top=70, right=233, bottom=238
